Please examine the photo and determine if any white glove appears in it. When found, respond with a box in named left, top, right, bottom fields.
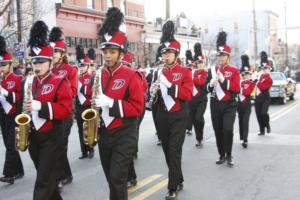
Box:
left=0, top=87, right=8, bottom=97
left=209, top=79, right=217, bottom=87
left=94, top=94, right=114, bottom=108
left=160, top=75, right=172, bottom=88
left=32, top=100, right=42, bottom=111
left=218, top=72, right=225, bottom=83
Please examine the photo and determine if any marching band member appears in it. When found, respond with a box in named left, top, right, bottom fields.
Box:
left=87, top=47, right=97, bottom=75
left=95, top=7, right=144, bottom=200
left=25, top=20, right=72, bottom=200
left=190, top=43, right=208, bottom=147
left=0, top=36, right=24, bottom=184
left=185, top=49, right=194, bottom=136
left=153, top=20, right=193, bottom=199
left=49, top=26, right=78, bottom=188
left=206, top=32, right=240, bottom=167
left=75, top=48, right=94, bottom=159
left=255, top=51, right=273, bottom=136
left=238, top=55, right=255, bottom=148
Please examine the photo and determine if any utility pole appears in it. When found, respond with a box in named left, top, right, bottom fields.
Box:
left=16, top=0, right=23, bottom=65
left=166, top=0, right=170, bottom=20
left=284, top=2, right=289, bottom=67
left=252, top=0, right=258, bottom=67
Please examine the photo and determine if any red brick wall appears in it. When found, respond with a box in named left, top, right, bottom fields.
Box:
left=64, top=0, right=87, bottom=7
left=126, top=1, right=144, bottom=18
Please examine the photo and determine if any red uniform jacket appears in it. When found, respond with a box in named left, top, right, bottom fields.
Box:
left=52, top=63, right=78, bottom=98
left=78, top=72, right=93, bottom=106
left=256, top=74, right=273, bottom=97
left=31, top=73, right=73, bottom=133
left=101, top=64, right=144, bottom=130
left=1, top=72, right=22, bottom=115
left=193, top=70, right=208, bottom=97
left=239, top=80, right=255, bottom=104
left=160, top=63, right=193, bottom=112
left=136, top=70, right=148, bottom=101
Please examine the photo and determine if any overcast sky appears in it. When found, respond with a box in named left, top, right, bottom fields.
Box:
left=144, top=0, right=300, bottom=44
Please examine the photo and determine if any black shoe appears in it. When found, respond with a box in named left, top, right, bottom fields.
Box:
left=61, top=176, right=73, bottom=185
left=258, top=132, right=265, bottom=136
left=0, top=176, right=14, bottom=184
left=157, top=140, right=162, bottom=146
left=127, top=179, right=137, bottom=188
left=267, top=126, right=271, bottom=134
left=79, top=153, right=88, bottom=159
left=186, top=129, right=192, bottom=135
left=177, top=183, right=184, bottom=191
left=88, top=150, right=94, bottom=159
left=13, top=173, right=24, bottom=180
left=242, top=142, right=248, bottom=148
left=165, top=190, right=177, bottom=200
left=216, top=156, right=226, bottom=164
left=195, top=141, right=203, bottom=147
left=227, top=156, right=234, bottom=167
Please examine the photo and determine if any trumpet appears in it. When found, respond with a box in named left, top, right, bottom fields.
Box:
left=15, top=75, right=34, bottom=152
left=81, top=69, right=101, bottom=147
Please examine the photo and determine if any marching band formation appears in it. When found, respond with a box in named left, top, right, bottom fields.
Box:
left=0, top=7, right=274, bottom=200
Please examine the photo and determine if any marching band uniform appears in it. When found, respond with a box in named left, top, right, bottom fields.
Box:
left=96, top=7, right=144, bottom=200
left=154, top=21, right=193, bottom=199
left=206, top=32, right=240, bottom=166
left=255, top=51, right=273, bottom=135
left=0, top=36, right=24, bottom=184
left=76, top=55, right=94, bottom=159
left=49, top=27, right=78, bottom=186
left=238, top=57, right=255, bottom=148
left=26, top=20, right=72, bottom=200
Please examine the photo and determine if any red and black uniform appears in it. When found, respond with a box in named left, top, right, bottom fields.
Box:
left=238, top=79, right=255, bottom=142
left=255, top=73, right=273, bottom=134
left=75, top=72, right=93, bottom=156
left=156, top=63, right=193, bottom=191
left=186, top=69, right=208, bottom=143
left=52, top=62, right=78, bottom=181
left=207, top=65, right=240, bottom=157
left=26, top=73, right=72, bottom=200
left=0, top=72, right=24, bottom=179
left=98, top=64, right=144, bottom=200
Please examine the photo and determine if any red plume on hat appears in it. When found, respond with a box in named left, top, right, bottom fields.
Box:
left=216, top=31, right=231, bottom=56
left=98, top=7, right=127, bottom=52
left=28, top=21, right=53, bottom=60
left=0, top=36, right=12, bottom=63
left=49, top=27, right=65, bottom=51
left=160, top=21, right=180, bottom=53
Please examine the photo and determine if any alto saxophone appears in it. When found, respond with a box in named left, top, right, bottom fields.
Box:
left=81, top=69, right=101, bottom=147
left=15, top=75, right=34, bottom=152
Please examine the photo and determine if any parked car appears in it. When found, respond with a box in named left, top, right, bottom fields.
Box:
left=269, top=72, right=296, bottom=104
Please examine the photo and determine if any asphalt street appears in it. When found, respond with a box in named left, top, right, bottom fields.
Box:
left=1, top=85, right=300, bottom=200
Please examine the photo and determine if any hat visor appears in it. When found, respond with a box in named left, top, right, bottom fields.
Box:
left=32, top=57, right=51, bottom=63
left=100, top=42, right=123, bottom=51
left=79, top=63, right=89, bottom=68
left=0, top=61, right=12, bottom=66
left=217, top=51, right=230, bottom=56
left=161, top=48, right=178, bottom=54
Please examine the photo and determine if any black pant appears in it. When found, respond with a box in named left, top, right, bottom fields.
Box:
left=238, top=102, right=251, bottom=142
left=157, top=106, right=187, bottom=191
left=0, top=113, right=24, bottom=177
left=98, top=119, right=138, bottom=200
left=57, top=116, right=73, bottom=180
left=152, top=102, right=160, bottom=140
left=75, top=104, right=92, bottom=155
left=186, top=98, right=208, bottom=142
left=210, top=99, right=237, bottom=157
left=255, top=97, right=270, bottom=133
left=29, top=124, right=63, bottom=200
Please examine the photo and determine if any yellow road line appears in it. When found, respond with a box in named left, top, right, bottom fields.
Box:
left=131, top=178, right=168, bottom=200
left=128, top=174, right=163, bottom=194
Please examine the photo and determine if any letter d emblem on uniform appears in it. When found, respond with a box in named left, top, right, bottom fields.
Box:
left=42, top=84, right=54, bottom=95
left=112, top=79, right=125, bottom=90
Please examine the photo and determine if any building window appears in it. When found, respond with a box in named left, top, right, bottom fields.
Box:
left=66, top=37, right=72, bottom=47
left=92, top=39, right=98, bottom=48
left=87, top=0, right=94, bottom=9
left=71, top=37, right=76, bottom=47
left=76, top=38, right=82, bottom=46
left=234, top=22, right=239, bottom=34
left=107, top=0, right=113, bottom=8
left=82, top=38, right=87, bottom=48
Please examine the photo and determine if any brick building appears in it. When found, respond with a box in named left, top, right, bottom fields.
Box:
left=56, top=0, right=145, bottom=66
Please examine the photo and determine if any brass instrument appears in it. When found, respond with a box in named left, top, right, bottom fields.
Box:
left=15, top=75, right=33, bottom=152
left=81, top=69, right=101, bottom=147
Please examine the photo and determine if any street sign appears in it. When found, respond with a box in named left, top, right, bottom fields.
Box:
left=14, top=42, right=24, bottom=59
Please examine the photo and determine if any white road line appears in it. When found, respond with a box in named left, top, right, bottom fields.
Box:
left=271, top=100, right=300, bottom=122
